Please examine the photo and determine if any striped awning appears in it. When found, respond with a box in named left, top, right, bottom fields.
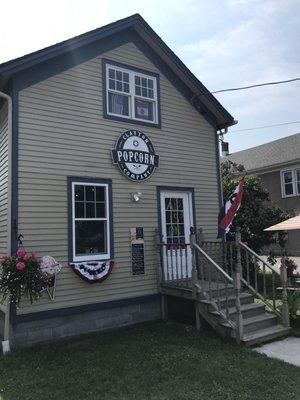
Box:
left=264, top=215, right=300, bottom=231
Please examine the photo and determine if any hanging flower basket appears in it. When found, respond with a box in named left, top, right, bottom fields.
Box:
left=0, top=248, right=50, bottom=306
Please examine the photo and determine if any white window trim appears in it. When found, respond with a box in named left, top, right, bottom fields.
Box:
left=106, top=63, right=158, bottom=124
left=71, top=181, right=110, bottom=262
left=281, top=167, right=300, bottom=198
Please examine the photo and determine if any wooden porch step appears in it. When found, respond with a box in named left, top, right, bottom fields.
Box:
left=221, top=313, right=278, bottom=333
left=200, top=293, right=254, bottom=310
left=211, top=302, right=265, bottom=320
left=241, top=325, right=290, bottom=347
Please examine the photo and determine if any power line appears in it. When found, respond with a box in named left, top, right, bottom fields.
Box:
left=231, top=120, right=300, bottom=132
left=212, top=77, right=300, bottom=94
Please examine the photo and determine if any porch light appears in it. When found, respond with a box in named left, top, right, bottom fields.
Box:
left=131, top=192, right=142, bottom=202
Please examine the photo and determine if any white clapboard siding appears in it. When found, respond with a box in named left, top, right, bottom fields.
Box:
left=17, top=41, right=220, bottom=315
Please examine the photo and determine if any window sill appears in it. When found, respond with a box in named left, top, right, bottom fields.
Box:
left=103, top=113, right=161, bottom=129
left=72, top=257, right=111, bottom=264
left=282, top=193, right=300, bottom=199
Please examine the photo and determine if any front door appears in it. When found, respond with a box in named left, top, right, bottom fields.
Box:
left=160, top=191, right=194, bottom=280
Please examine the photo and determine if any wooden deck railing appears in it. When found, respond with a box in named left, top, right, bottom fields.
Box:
left=198, top=229, right=290, bottom=328
left=156, top=242, right=192, bottom=289
left=155, top=228, right=290, bottom=342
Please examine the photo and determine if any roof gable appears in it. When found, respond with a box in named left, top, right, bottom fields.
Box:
left=0, top=14, right=234, bottom=129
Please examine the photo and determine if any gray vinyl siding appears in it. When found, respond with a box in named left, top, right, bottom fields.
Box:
left=17, top=41, right=219, bottom=314
left=0, top=102, right=8, bottom=313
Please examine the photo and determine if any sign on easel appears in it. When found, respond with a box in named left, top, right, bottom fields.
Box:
left=130, top=227, right=145, bottom=275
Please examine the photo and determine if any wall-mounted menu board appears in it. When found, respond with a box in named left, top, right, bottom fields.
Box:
left=130, top=227, right=145, bottom=275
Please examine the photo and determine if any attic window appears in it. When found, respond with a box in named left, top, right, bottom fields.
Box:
left=104, top=60, right=160, bottom=126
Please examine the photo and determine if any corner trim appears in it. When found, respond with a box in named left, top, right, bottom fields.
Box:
left=215, top=130, right=223, bottom=209
left=15, top=293, right=159, bottom=324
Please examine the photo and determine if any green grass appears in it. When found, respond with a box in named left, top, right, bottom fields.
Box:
left=0, top=322, right=299, bottom=400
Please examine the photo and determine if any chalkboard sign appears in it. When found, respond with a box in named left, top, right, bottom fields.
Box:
left=132, top=243, right=145, bottom=275
left=131, top=227, right=145, bottom=275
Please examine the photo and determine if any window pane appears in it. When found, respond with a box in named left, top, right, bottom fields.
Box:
left=123, top=72, right=129, bottom=82
left=75, top=185, right=84, bottom=201
left=123, top=83, right=129, bottom=93
left=75, top=202, right=84, bottom=218
left=135, top=76, right=140, bottom=85
left=284, top=171, right=293, bottom=183
left=109, top=79, right=115, bottom=90
left=96, top=186, right=105, bottom=201
left=177, top=199, right=183, bottom=210
left=135, top=99, right=154, bottom=121
left=108, top=69, right=115, bottom=79
left=141, top=77, right=147, bottom=87
left=116, top=70, right=122, bottom=81
left=148, top=89, right=154, bottom=99
left=108, top=93, right=129, bottom=116
left=148, top=79, right=153, bottom=88
left=142, top=88, right=147, bottom=97
left=75, top=220, right=106, bottom=256
left=135, top=86, right=141, bottom=96
left=85, top=186, right=95, bottom=201
left=86, top=202, right=95, bottom=218
left=116, top=81, right=122, bottom=91
left=285, top=183, right=294, bottom=196
left=96, top=203, right=106, bottom=218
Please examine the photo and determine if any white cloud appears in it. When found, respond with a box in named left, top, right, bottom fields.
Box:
left=177, top=0, right=300, bottom=150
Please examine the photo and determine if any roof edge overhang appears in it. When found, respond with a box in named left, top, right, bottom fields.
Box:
left=0, top=14, right=235, bottom=129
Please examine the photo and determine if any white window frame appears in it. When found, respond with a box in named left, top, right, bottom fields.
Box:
left=106, top=63, right=158, bottom=124
left=71, top=181, right=110, bottom=262
left=281, top=167, right=300, bottom=198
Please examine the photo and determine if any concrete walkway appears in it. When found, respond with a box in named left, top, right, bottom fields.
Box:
left=254, top=337, right=300, bottom=367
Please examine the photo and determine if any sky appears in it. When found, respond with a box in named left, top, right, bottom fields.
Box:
left=0, top=0, right=299, bottom=152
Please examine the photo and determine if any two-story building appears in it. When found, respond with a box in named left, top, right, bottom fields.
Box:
left=0, top=14, right=235, bottom=347
left=226, top=133, right=300, bottom=256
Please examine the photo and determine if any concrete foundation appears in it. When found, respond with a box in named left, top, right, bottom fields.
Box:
left=10, top=297, right=161, bottom=348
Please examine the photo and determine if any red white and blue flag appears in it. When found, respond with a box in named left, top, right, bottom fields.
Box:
left=217, top=178, right=245, bottom=239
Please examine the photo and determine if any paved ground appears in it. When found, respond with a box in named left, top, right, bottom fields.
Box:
left=254, top=337, right=300, bottom=367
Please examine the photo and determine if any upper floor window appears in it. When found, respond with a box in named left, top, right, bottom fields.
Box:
left=281, top=168, right=300, bottom=197
left=103, top=60, right=160, bottom=127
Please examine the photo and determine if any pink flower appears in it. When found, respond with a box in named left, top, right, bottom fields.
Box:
left=24, top=253, right=32, bottom=261
left=16, top=261, right=26, bottom=271
left=0, top=256, right=5, bottom=264
left=17, top=248, right=26, bottom=258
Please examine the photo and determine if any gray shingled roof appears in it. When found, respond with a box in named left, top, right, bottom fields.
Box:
left=225, top=132, right=300, bottom=172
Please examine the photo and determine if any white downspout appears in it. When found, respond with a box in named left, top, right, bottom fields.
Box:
left=0, top=90, right=12, bottom=354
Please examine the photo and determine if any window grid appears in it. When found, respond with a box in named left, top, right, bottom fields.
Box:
left=74, top=185, right=106, bottom=220
left=281, top=168, right=300, bottom=197
left=165, top=198, right=185, bottom=244
left=72, top=182, right=110, bottom=262
left=106, top=63, right=158, bottom=124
